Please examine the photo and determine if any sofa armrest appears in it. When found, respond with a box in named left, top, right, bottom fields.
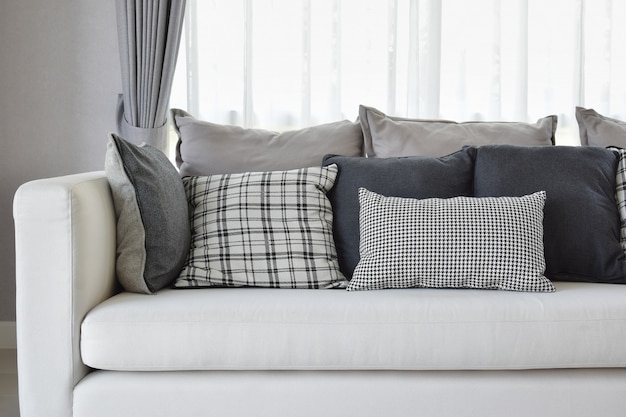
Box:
left=14, top=171, right=119, bottom=417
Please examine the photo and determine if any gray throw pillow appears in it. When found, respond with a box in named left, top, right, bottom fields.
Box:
left=171, top=108, right=364, bottom=176
left=474, top=144, right=626, bottom=284
left=576, top=107, right=626, bottom=147
left=105, top=134, right=191, bottom=294
left=359, top=105, right=557, bottom=157
left=323, top=147, right=476, bottom=278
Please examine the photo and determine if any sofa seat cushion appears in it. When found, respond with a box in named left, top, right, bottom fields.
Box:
left=81, top=282, right=626, bottom=371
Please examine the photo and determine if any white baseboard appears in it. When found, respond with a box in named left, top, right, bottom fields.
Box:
left=0, top=321, right=16, bottom=349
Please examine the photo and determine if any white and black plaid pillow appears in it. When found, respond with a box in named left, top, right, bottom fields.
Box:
left=349, top=188, right=555, bottom=292
left=175, top=165, right=347, bottom=289
left=609, top=147, right=626, bottom=254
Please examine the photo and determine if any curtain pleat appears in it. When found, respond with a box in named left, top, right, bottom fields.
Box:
left=115, top=0, right=186, bottom=151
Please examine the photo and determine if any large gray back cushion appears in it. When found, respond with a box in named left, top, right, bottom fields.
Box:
left=474, top=145, right=626, bottom=284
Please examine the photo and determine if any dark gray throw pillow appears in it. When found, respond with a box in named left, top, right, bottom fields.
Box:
left=323, top=147, right=476, bottom=278
left=474, top=144, right=626, bottom=284
left=105, top=134, right=191, bottom=294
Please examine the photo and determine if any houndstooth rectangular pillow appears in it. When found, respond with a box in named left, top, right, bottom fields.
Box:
left=175, top=165, right=347, bottom=289
left=348, top=188, right=555, bottom=292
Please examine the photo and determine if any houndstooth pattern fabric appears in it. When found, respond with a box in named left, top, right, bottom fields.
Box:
left=348, top=188, right=555, bottom=292
left=175, top=164, right=347, bottom=289
left=608, top=147, right=626, bottom=255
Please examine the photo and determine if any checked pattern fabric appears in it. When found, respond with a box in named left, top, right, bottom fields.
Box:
left=349, top=188, right=555, bottom=292
left=175, top=164, right=347, bottom=289
left=609, top=147, right=626, bottom=255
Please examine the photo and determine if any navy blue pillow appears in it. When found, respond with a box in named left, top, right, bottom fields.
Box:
left=474, top=144, right=626, bottom=284
left=323, top=147, right=476, bottom=278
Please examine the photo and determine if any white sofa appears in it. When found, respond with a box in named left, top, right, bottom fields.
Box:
left=14, top=106, right=626, bottom=417
left=13, top=169, right=626, bottom=417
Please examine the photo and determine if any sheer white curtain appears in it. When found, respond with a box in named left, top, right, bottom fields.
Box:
left=170, top=0, right=626, bottom=145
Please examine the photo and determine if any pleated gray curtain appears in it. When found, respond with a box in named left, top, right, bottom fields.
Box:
left=115, top=0, right=186, bottom=151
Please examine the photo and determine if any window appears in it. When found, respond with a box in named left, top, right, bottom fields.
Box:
left=170, top=0, right=626, bottom=145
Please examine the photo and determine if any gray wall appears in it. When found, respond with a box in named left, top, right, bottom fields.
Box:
left=0, top=1, right=121, bottom=321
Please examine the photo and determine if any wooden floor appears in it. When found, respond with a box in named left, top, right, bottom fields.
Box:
left=0, top=349, right=18, bottom=417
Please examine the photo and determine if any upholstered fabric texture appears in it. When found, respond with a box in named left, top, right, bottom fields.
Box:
left=176, top=165, right=347, bottom=289
left=348, top=189, right=553, bottom=292
left=359, top=105, right=557, bottom=157
left=104, top=134, right=190, bottom=294
left=576, top=107, right=626, bottom=147
left=171, top=108, right=364, bottom=176
left=610, top=147, right=626, bottom=255
left=323, top=147, right=476, bottom=278
left=474, top=144, right=626, bottom=283
left=80, top=282, right=626, bottom=372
